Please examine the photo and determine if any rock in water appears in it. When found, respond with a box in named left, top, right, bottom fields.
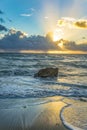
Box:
left=34, top=68, right=58, bottom=78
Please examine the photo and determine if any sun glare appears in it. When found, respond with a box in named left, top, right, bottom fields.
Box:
left=53, top=33, right=60, bottom=41
left=58, top=41, right=63, bottom=48
left=53, top=29, right=64, bottom=42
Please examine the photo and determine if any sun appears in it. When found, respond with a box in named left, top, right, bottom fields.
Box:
left=53, top=33, right=60, bottom=41
left=58, top=41, right=64, bottom=48
left=53, top=28, right=64, bottom=42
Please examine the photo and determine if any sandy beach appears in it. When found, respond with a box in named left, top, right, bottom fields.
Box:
left=0, top=96, right=67, bottom=130
left=0, top=96, right=87, bottom=130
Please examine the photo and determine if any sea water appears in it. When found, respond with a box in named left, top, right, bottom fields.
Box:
left=0, top=53, right=87, bottom=98
left=0, top=53, right=87, bottom=130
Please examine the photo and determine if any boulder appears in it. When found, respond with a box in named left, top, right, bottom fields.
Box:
left=34, top=68, right=58, bottom=78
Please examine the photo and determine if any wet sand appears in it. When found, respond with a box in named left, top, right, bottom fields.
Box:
left=0, top=96, right=67, bottom=130
left=31, top=101, right=67, bottom=130
left=0, top=96, right=86, bottom=130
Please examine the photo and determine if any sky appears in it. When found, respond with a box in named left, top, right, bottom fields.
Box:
left=0, top=0, right=87, bottom=53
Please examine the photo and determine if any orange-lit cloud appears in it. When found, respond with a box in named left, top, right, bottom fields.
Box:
left=57, top=17, right=75, bottom=27
left=55, top=39, right=87, bottom=52
left=0, top=28, right=87, bottom=53
left=74, top=20, right=87, bottom=28
left=57, top=17, right=87, bottom=29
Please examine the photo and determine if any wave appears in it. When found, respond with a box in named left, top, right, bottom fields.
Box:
left=41, top=80, right=87, bottom=88
left=0, top=75, right=87, bottom=99
left=0, top=69, right=32, bottom=76
left=58, top=61, right=87, bottom=69
left=0, top=86, right=87, bottom=99
left=0, top=54, right=87, bottom=99
left=60, top=101, right=87, bottom=130
left=60, top=104, right=83, bottom=130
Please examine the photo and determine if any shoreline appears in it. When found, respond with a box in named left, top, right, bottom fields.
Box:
left=0, top=96, right=68, bottom=130
left=0, top=96, right=86, bottom=130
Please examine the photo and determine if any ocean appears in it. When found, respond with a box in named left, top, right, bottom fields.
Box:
left=0, top=53, right=87, bottom=98
left=0, top=53, right=87, bottom=130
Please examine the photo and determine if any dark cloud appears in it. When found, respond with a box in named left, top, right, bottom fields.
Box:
left=82, top=37, right=85, bottom=39
left=74, top=20, right=87, bottom=28
left=0, top=10, right=12, bottom=23
left=63, top=40, right=87, bottom=51
left=0, top=29, right=59, bottom=51
left=0, top=18, right=5, bottom=23
left=0, top=24, right=8, bottom=31
left=0, top=29, right=87, bottom=52
left=0, top=10, right=4, bottom=14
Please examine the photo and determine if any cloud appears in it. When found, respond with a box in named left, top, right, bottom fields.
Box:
left=0, top=18, right=5, bottom=23
left=0, top=10, right=12, bottom=23
left=64, top=42, right=87, bottom=51
left=0, top=24, right=7, bottom=31
left=74, top=20, right=87, bottom=28
left=30, top=8, right=35, bottom=12
left=9, top=28, right=28, bottom=36
left=0, top=29, right=58, bottom=51
left=0, top=29, right=87, bottom=52
left=57, top=17, right=75, bottom=27
left=44, top=16, right=48, bottom=19
left=21, top=8, right=35, bottom=17
left=0, top=34, right=4, bottom=39
left=21, top=13, right=33, bottom=17
left=0, top=10, right=4, bottom=14
left=0, top=10, right=7, bottom=32
left=57, top=17, right=87, bottom=29
left=57, top=39, right=87, bottom=52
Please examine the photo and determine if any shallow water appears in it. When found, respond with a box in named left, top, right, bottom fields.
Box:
left=61, top=98, right=87, bottom=130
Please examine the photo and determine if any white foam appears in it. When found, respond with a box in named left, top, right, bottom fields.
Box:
left=60, top=105, right=83, bottom=130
